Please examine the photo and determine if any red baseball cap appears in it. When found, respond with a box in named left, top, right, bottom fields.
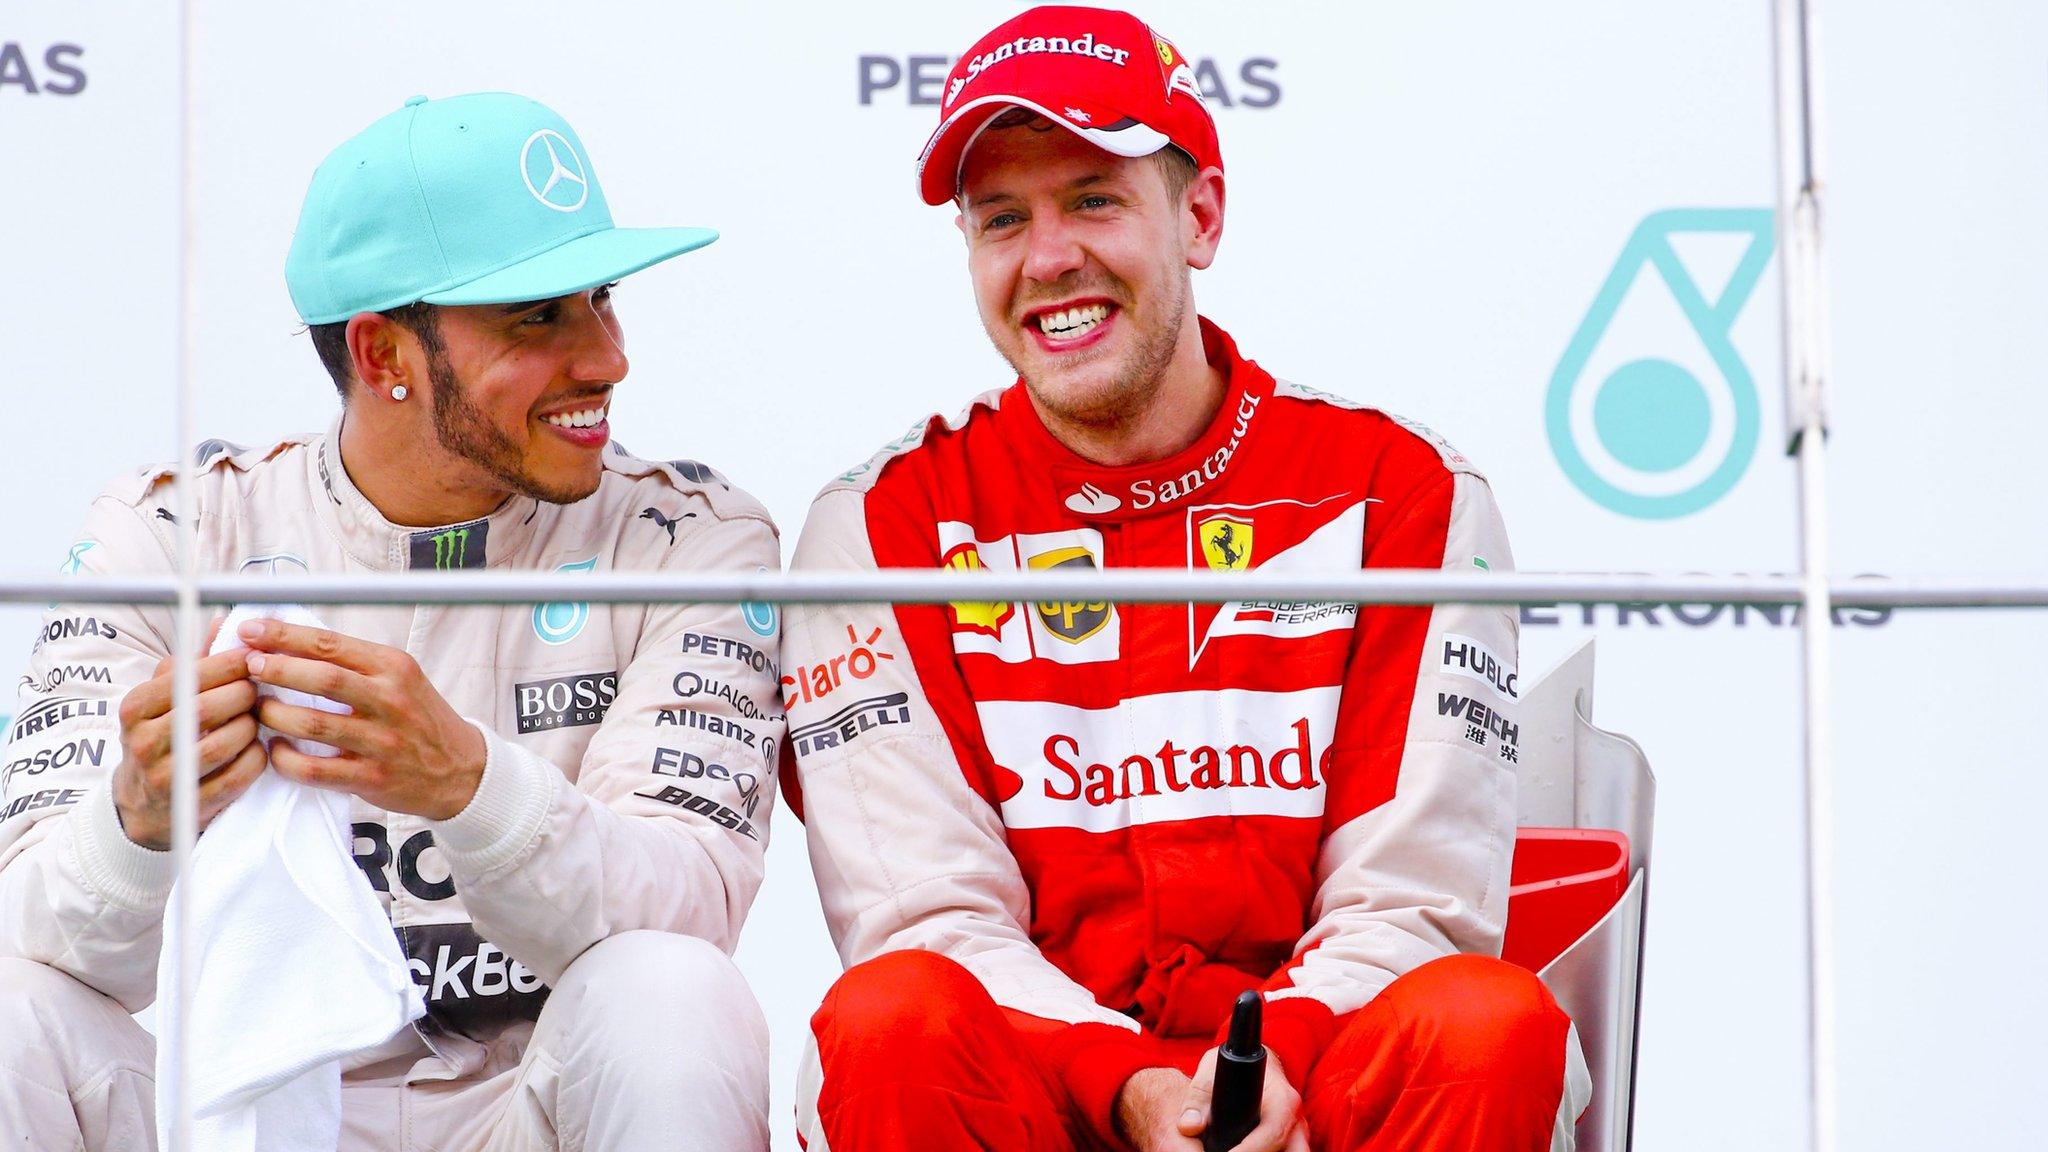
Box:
left=916, top=5, right=1222, bottom=206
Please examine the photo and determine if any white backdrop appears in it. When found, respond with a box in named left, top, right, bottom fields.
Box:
left=4, top=2, right=2045, bottom=1148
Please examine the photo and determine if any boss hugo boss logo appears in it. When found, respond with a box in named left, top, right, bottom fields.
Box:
left=0, top=43, right=86, bottom=96
left=1547, top=209, right=1775, bottom=520
left=857, top=53, right=1279, bottom=108
left=513, top=671, right=618, bottom=734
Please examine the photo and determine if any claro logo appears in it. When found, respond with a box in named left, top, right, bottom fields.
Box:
left=859, top=53, right=1278, bottom=108
left=0, top=43, right=87, bottom=96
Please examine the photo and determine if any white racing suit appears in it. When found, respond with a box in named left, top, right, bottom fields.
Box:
left=0, top=425, right=782, bottom=1150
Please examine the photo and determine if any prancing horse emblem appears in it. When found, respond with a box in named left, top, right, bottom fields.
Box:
left=1198, top=515, right=1254, bottom=572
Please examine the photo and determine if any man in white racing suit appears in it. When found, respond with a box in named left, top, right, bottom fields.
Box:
left=0, top=92, right=781, bottom=1151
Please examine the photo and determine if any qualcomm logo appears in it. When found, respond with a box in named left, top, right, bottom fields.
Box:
left=533, top=556, right=598, bottom=645
left=520, top=129, right=589, bottom=213
left=1546, top=209, right=1776, bottom=519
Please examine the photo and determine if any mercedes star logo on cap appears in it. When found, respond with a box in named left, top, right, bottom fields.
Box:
left=521, top=129, right=589, bottom=212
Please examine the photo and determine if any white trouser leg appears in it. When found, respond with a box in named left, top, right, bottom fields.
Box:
left=483, top=931, right=769, bottom=1152
left=0, top=957, right=157, bottom=1152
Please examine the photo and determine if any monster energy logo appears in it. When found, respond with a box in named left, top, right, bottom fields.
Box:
left=408, top=520, right=490, bottom=570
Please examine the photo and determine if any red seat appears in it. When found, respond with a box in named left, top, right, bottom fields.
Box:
left=1502, top=828, right=1631, bottom=973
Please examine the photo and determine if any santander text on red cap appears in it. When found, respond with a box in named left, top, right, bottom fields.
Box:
left=915, top=5, right=1223, bottom=205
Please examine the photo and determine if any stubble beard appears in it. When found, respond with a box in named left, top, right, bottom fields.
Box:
left=1012, top=268, right=1189, bottom=432
left=426, top=348, right=598, bottom=507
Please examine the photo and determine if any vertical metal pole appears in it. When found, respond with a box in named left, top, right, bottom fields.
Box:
left=167, top=0, right=201, bottom=1147
left=1773, top=1, right=1836, bottom=1150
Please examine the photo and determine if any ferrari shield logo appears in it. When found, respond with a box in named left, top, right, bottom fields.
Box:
left=1027, top=546, right=1112, bottom=643
left=1198, top=516, right=1253, bottom=571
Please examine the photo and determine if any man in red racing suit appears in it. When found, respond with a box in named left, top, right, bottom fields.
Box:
left=783, top=7, right=1591, bottom=1151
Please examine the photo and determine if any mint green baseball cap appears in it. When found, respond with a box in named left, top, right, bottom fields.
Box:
left=285, top=92, right=717, bottom=325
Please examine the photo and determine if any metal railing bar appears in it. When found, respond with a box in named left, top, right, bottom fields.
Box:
left=166, top=0, right=201, bottom=1146
left=3, top=570, right=2047, bottom=609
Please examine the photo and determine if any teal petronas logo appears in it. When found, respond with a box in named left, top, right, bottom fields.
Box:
left=1546, top=209, right=1776, bottom=519
left=533, top=556, right=598, bottom=645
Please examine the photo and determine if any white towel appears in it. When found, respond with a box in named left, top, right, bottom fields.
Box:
left=154, top=603, right=425, bottom=1152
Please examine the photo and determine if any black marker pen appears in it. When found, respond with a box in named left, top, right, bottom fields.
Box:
left=1205, top=990, right=1266, bottom=1152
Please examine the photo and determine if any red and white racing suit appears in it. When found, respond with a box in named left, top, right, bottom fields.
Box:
left=785, top=319, right=1590, bottom=1151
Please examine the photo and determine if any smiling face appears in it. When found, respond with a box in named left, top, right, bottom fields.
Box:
left=957, top=115, right=1215, bottom=430
left=414, top=284, right=628, bottom=505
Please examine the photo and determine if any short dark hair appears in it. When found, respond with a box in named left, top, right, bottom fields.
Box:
left=307, top=302, right=441, bottom=399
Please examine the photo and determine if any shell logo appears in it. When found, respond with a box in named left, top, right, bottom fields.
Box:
left=943, top=544, right=1015, bottom=638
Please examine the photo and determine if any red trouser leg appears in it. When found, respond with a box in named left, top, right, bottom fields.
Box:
left=1302, top=954, right=1575, bottom=1152
left=809, top=951, right=1083, bottom=1152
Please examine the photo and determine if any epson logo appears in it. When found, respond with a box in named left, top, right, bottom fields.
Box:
left=857, top=53, right=1279, bottom=108
left=0, top=43, right=86, bottom=97
left=1, top=738, right=106, bottom=790
left=514, top=671, right=618, bottom=734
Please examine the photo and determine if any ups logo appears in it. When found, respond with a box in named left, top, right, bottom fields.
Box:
left=1028, top=547, right=1113, bottom=643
